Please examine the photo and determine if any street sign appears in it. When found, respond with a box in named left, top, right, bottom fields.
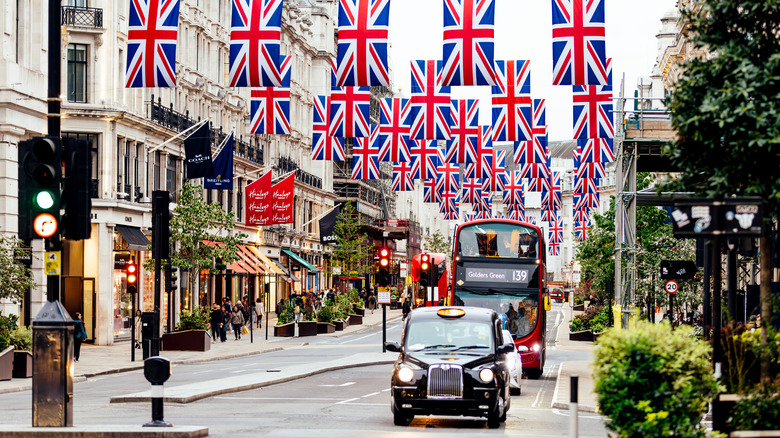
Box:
left=660, top=260, right=697, bottom=280
left=377, top=287, right=391, bottom=305
left=664, top=280, right=679, bottom=294
left=672, top=197, right=763, bottom=237
left=45, top=251, right=61, bottom=276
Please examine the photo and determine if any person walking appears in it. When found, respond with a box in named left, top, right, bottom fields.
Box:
left=255, top=298, right=264, bottom=328
left=73, top=312, right=88, bottom=362
left=209, top=303, right=222, bottom=343
left=230, top=305, right=245, bottom=340
left=220, top=305, right=230, bottom=342
left=402, top=298, right=411, bottom=320
left=134, top=310, right=142, bottom=349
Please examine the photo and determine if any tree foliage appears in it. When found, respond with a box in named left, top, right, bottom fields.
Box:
left=423, top=229, right=450, bottom=254
left=331, top=202, right=373, bottom=277
left=0, top=234, right=34, bottom=303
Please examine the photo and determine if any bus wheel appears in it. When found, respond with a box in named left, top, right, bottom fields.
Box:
left=526, top=368, right=543, bottom=379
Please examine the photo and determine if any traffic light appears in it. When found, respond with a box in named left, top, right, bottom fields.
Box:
left=61, top=137, right=92, bottom=240
left=127, top=261, right=138, bottom=294
left=18, top=137, right=62, bottom=240
left=152, top=190, right=173, bottom=261
left=419, top=253, right=430, bottom=288
left=165, top=264, right=177, bottom=294
left=377, top=247, right=391, bottom=287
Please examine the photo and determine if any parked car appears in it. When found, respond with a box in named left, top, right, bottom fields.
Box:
left=385, top=307, right=514, bottom=428
left=502, top=329, right=525, bottom=395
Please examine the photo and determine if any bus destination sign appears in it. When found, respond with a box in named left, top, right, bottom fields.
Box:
left=464, top=267, right=532, bottom=284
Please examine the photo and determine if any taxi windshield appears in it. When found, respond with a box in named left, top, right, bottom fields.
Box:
left=457, top=223, right=539, bottom=259
left=405, top=319, right=495, bottom=353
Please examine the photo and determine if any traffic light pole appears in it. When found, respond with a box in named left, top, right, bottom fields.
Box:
left=46, top=0, right=62, bottom=303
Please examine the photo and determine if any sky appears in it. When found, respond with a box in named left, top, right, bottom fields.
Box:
left=387, top=0, right=678, bottom=141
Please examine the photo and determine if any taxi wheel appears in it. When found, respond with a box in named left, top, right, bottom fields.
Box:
left=393, top=412, right=414, bottom=426
left=487, top=408, right=501, bottom=429
left=510, top=386, right=521, bottom=396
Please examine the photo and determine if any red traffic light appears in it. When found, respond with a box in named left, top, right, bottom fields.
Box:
left=421, top=253, right=430, bottom=271
left=127, top=262, right=138, bottom=285
left=379, top=248, right=389, bottom=258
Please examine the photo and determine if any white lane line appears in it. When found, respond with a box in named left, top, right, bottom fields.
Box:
left=214, top=396, right=343, bottom=401
left=338, top=333, right=376, bottom=344
left=550, top=363, right=564, bottom=409
left=362, top=392, right=380, bottom=398
left=335, top=397, right=360, bottom=405
left=551, top=408, right=604, bottom=420
left=334, top=402, right=386, bottom=406
left=381, top=388, right=391, bottom=392
left=319, top=382, right=356, bottom=387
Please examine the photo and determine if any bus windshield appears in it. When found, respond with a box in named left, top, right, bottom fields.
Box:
left=453, top=289, right=539, bottom=341
left=457, top=223, right=539, bottom=259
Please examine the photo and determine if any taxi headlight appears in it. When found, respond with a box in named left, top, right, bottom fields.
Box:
left=532, top=343, right=540, bottom=352
left=397, top=366, right=415, bottom=383
left=479, top=368, right=494, bottom=383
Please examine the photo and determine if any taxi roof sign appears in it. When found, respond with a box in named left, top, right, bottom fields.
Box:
left=437, top=308, right=466, bottom=318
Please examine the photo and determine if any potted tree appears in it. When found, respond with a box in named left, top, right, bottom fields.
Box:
left=274, top=300, right=295, bottom=337
left=161, top=307, right=211, bottom=352
left=298, top=308, right=318, bottom=337
left=10, top=325, right=32, bottom=378
left=347, top=289, right=364, bottom=324
left=316, top=305, right=336, bottom=334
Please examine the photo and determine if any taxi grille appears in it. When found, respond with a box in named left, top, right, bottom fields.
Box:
left=427, top=364, right=463, bottom=399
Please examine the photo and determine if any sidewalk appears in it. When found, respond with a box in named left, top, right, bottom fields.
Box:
left=551, top=303, right=600, bottom=413
left=0, top=306, right=403, bottom=395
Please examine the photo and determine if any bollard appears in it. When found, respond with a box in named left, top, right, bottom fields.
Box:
left=569, top=375, right=579, bottom=438
left=32, top=300, right=74, bottom=427
left=143, top=357, right=172, bottom=427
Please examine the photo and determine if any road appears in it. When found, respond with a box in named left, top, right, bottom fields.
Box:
left=0, top=303, right=608, bottom=436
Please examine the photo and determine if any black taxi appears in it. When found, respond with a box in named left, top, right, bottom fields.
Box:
left=384, top=307, right=513, bottom=428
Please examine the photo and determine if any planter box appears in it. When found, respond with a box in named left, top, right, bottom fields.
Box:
left=317, top=322, right=336, bottom=334
left=390, top=301, right=402, bottom=310
left=274, top=322, right=295, bottom=337
left=568, top=330, right=594, bottom=342
left=161, top=330, right=211, bottom=352
left=0, top=347, right=13, bottom=381
left=333, top=320, right=347, bottom=331
left=13, top=350, right=33, bottom=378
left=348, top=314, right=363, bottom=325
left=572, top=304, right=585, bottom=311
left=352, top=307, right=365, bottom=317
left=298, top=321, right=318, bottom=337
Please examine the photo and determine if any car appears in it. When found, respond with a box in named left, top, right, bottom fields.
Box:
left=385, top=306, right=514, bottom=428
left=501, top=329, right=526, bottom=395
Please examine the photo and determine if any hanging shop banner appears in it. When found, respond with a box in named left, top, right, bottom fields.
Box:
left=246, top=172, right=272, bottom=226
left=319, top=205, right=341, bottom=245
left=204, top=133, right=234, bottom=190
left=184, top=122, right=214, bottom=179
left=272, top=173, right=295, bottom=224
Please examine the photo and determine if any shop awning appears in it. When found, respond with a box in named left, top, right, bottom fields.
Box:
left=201, top=240, right=255, bottom=274
left=271, top=259, right=300, bottom=283
left=247, top=246, right=285, bottom=275
left=238, top=245, right=267, bottom=274
left=282, top=249, right=320, bottom=272
left=116, top=225, right=149, bottom=251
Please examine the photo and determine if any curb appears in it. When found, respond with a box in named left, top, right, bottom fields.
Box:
left=551, top=401, right=599, bottom=414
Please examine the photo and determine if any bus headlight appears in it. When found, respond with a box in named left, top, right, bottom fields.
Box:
left=532, top=343, right=540, bottom=352
left=479, top=368, right=494, bottom=383
left=397, top=366, right=414, bottom=383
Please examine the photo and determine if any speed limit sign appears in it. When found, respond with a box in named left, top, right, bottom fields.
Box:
left=664, top=280, right=679, bottom=294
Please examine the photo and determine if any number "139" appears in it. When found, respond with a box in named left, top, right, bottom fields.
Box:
left=512, top=270, right=527, bottom=282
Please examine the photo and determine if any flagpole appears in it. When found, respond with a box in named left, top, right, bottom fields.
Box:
left=296, top=204, right=340, bottom=232
left=146, top=118, right=209, bottom=155
left=211, top=131, right=233, bottom=158
left=272, top=170, right=296, bottom=184
left=233, top=165, right=275, bottom=181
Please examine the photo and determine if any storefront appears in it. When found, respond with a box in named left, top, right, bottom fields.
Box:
left=282, top=249, right=321, bottom=293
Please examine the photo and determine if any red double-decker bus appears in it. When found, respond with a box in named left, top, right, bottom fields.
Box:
left=410, top=253, right=449, bottom=306
left=448, top=218, right=550, bottom=378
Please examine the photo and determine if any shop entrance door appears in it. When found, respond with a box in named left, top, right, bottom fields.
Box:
left=62, top=276, right=96, bottom=341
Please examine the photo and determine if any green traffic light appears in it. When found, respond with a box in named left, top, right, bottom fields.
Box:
left=34, top=190, right=55, bottom=210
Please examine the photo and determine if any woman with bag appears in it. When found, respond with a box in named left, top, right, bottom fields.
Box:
left=255, top=298, right=264, bottom=328
left=230, top=305, right=245, bottom=340
left=73, top=312, right=88, bottom=361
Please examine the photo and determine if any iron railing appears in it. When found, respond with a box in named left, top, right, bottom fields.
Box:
left=61, top=6, right=103, bottom=28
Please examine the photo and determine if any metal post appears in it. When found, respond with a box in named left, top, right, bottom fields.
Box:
left=569, top=375, right=579, bottom=438
left=152, top=255, right=161, bottom=357
left=131, top=300, right=136, bottom=362
left=712, top=235, right=723, bottom=366
left=726, top=241, right=737, bottom=322
left=703, top=240, right=711, bottom=339
left=382, top=304, right=387, bottom=352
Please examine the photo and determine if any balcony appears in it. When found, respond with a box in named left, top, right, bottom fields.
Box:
left=277, top=156, right=322, bottom=189
left=61, top=6, right=103, bottom=28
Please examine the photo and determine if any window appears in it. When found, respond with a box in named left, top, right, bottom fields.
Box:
left=166, top=155, right=178, bottom=199
left=67, top=44, right=87, bottom=103
left=153, top=151, right=161, bottom=191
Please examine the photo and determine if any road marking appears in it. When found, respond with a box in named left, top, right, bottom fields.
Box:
left=319, top=382, right=356, bottom=387
left=334, top=402, right=386, bottom=406
left=550, top=362, right=563, bottom=410
left=339, top=333, right=376, bottom=344
left=335, top=397, right=360, bottom=405
left=551, top=408, right=604, bottom=420
left=381, top=388, right=391, bottom=392
left=214, top=396, right=343, bottom=401
left=362, top=392, right=380, bottom=398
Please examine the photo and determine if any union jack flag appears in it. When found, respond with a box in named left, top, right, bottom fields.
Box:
left=526, top=176, right=549, bottom=193
left=441, top=0, right=496, bottom=86
left=543, top=171, right=562, bottom=209
left=551, top=0, right=608, bottom=86
left=576, top=192, right=600, bottom=210
left=513, top=140, right=547, bottom=165
left=493, top=214, right=507, bottom=220
left=445, top=99, right=480, bottom=163
left=443, top=210, right=460, bottom=221
left=408, top=60, right=452, bottom=140
left=481, top=149, right=506, bottom=192
left=437, top=159, right=460, bottom=194
left=573, top=209, right=591, bottom=223
left=250, top=55, right=291, bottom=135
left=526, top=215, right=538, bottom=225
left=335, top=0, right=391, bottom=87
left=423, top=177, right=442, bottom=203
left=573, top=82, right=614, bottom=139
left=410, top=139, right=441, bottom=181
left=501, top=171, right=525, bottom=207
left=520, top=163, right=550, bottom=180
left=507, top=209, right=526, bottom=222
left=574, top=176, right=598, bottom=194
left=541, top=209, right=560, bottom=223
left=329, top=86, right=371, bottom=137
left=576, top=162, right=605, bottom=179
left=578, top=137, right=614, bottom=163
left=378, top=98, right=412, bottom=162
left=574, top=220, right=590, bottom=241
left=548, top=219, right=563, bottom=243
left=312, top=96, right=345, bottom=161
left=548, top=242, right=560, bottom=256
left=440, top=189, right=461, bottom=214
left=461, top=177, right=483, bottom=204
left=464, top=126, right=492, bottom=179
left=532, top=98, right=548, bottom=148
left=573, top=144, right=582, bottom=169
left=228, top=0, right=284, bottom=87
left=126, top=0, right=181, bottom=88
left=351, top=125, right=381, bottom=179
left=475, top=190, right=493, bottom=212
left=491, top=60, right=532, bottom=141
left=392, top=159, right=416, bottom=191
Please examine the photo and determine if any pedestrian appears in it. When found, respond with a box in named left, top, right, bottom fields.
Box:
left=368, top=292, right=376, bottom=314
left=220, top=305, right=230, bottom=342
left=134, top=310, right=142, bottom=349
left=295, top=294, right=304, bottom=323
left=402, top=298, right=411, bottom=320
left=255, top=298, right=264, bottom=328
left=223, top=297, right=233, bottom=333
left=209, top=303, right=222, bottom=343
left=231, top=305, right=245, bottom=340
left=73, top=312, right=88, bottom=362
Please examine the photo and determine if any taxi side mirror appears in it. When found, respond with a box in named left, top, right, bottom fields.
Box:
left=385, top=341, right=401, bottom=353
left=496, top=343, right=514, bottom=355
left=544, top=296, right=551, bottom=311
